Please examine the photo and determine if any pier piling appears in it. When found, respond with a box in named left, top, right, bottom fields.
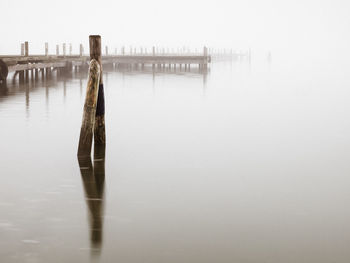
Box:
left=45, top=42, right=48, bottom=56
left=21, top=43, right=24, bottom=56
left=63, top=43, right=66, bottom=57
left=24, top=42, right=28, bottom=57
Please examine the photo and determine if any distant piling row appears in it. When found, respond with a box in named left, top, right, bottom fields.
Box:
left=0, top=40, right=253, bottom=84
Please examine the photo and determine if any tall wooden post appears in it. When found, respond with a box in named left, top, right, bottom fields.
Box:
left=45, top=42, right=48, bottom=56
left=56, top=45, right=59, bottom=55
left=90, top=35, right=105, bottom=146
left=24, top=42, right=29, bottom=57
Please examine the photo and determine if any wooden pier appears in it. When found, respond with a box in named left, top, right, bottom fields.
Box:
left=0, top=42, right=212, bottom=82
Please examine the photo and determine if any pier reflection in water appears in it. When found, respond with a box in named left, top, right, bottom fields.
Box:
left=0, top=64, right=208, bottom=103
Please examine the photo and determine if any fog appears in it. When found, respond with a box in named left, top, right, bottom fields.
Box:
left=1, top=0, right=350, bottom=62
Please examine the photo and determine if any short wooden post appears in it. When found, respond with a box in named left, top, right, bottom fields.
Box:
left=63, top=43, right=66, bottom=57
left=21, top=43, right=24, bottom=56
left=24, top=41, right=29, bottom=57
left=56, top=45, right=59, bottom=55
left=45, top=42, right=48, bottom=56
left=77, top=59, right=101, bottom=156
left=203, top=46, right=208, bottom=69
left=89, top=35, right=105, bottom=146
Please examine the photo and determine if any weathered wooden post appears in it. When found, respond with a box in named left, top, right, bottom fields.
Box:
left=89, top=35, right=105, bottom=146
left=56, top=45, right=59, bottom=55
left=45, top=42, right=48, bottom=56
left=24, top=42, right=29, bottom=57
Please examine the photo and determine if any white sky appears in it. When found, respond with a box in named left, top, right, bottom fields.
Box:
left=1, top=0, right=349, bottom=59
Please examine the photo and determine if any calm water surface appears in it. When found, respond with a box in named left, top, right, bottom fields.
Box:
left=1, top=60, right=350, bottom=263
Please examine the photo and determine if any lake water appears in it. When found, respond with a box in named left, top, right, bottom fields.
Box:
left=1, top=59, right=350, bottom=263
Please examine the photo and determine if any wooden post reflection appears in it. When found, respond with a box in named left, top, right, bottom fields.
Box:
left=78, top=144, right=105, bottom=255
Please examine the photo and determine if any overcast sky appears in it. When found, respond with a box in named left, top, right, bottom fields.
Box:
left=1, top=0, right=349, bottom=60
